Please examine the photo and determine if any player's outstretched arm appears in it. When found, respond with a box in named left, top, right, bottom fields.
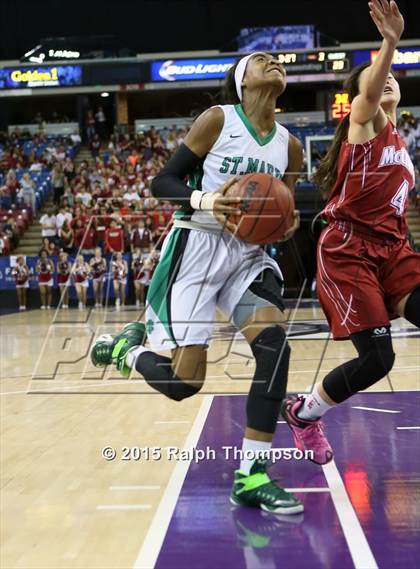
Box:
left=351, top=0, right=404, bottom=126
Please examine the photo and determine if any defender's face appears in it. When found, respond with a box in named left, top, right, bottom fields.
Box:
left=380, top=73, right=401, bottom=108
left=358, top=68, right=401, bottom=110
left=242, top=52, right=287, bottom=97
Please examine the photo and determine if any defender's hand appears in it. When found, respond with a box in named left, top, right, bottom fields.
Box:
left=369, top=0, right=404, bottom=45
left=280, top=210, right=300, bottom=242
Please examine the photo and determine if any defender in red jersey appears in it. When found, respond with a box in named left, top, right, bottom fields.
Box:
left=282, top=0, right=420, bottom=465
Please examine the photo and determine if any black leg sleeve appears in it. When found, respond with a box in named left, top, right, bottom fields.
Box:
left=322, top=326, right=395, bottom=404
left=135, top=352, right=200, bottom=401
left=404, top=286, right=420, bottom=328
left=246, top=326, right=291, bottom=434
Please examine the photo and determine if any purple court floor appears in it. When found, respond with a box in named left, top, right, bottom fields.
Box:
left=155, top=392, right=420, bottom=569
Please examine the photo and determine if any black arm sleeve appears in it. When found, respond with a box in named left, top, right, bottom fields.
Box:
left=150, top=144, right=202, bottom=207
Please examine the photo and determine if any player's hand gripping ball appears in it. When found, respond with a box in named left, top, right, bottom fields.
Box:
left=224, top=173, right=295, bottom=244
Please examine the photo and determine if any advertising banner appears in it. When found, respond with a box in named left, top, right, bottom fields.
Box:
left=0, top=65, right=82, bottom=89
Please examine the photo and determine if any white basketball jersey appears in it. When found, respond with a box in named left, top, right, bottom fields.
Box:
left=174, top=104, right=290, bottom=229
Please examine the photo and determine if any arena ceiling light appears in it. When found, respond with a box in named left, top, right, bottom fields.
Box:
left=100, top=92, right=110, bottom=97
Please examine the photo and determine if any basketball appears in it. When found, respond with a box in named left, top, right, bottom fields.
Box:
left=225, top=173, right=295, bottom=244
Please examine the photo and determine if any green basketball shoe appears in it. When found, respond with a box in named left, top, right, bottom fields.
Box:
left=90, top=322, right=147, bottom=377
left=230, top=459, right=304, bottom=515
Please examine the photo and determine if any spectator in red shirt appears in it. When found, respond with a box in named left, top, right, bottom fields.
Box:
left=119, top=199, right=130, bottom=217
left=59, top=219, right=74, bottom=253
left=80, top=222, right=97, bottom=255
left=40, top=237, right=58, bottom=257
left=73, top=219, right=86, bottom=252
left=95, top=206, right=109, bottom=248
left=72, top=206, right=88, bottom=227
left=145, top=216, right=154, bottom=234
left=153, top=214, right=169, bottom=250
left=130, top=219, right=152, bottom=253
left=126, top=164, right=137, bottom=185
left=105, top=220, right=124, bottom=253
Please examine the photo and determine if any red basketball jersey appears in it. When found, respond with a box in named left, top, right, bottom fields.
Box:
left=322, top=121, right=415, bottom=240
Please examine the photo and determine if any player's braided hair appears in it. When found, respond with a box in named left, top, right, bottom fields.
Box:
left=221, top=60, right=241, bottom=105
left=189, top=59, right=240, bottom=120
left=312, top=63, right=371, bottom=198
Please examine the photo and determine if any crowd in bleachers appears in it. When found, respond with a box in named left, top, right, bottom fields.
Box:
left=1, top=124, right=190, bottom=309
left=37, top=125, right=189, bottom=255
left=0, top=130, right=79, bottom=254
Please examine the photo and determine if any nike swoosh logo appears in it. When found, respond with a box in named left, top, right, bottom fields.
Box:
left=230, top=134, right=241, bottom=138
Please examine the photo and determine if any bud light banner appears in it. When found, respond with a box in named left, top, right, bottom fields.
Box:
left=150, top=58, right=236, bottom=82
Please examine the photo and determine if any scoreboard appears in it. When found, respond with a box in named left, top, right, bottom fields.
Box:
left=275, top=50, right=350, bottom=73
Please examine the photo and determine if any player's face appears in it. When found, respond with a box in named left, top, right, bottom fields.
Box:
left=380, top=73, right=401, bottom=109
left=243, top=53, right=286, bottom=96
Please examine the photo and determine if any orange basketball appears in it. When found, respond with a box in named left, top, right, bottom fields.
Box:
left=225, top=173, right=295, bottom=244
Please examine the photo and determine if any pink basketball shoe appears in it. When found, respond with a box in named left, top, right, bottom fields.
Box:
left=281, top=395, right=333, bottom=465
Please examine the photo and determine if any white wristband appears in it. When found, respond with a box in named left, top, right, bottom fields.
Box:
left=190, top=190, right=217, bottom=217
left=190, top=189, right=202, bottom=210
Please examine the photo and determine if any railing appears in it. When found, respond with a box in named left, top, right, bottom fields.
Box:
left=7, top=123, right=80, bottom=136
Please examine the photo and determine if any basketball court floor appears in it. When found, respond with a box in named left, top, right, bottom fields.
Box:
left=1, top=301, right=419, bottom=568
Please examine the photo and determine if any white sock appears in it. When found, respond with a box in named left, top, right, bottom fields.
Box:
left=125, top=345, right=150, bottom=369
left=239, top=438, right=272, bottom=475
left=297, top=384, right=335, bottom=421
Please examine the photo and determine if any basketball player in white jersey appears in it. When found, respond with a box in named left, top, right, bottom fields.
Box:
left=91, top=53, right=304, bottom=513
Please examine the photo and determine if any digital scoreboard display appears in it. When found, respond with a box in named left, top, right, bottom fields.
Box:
left=0, top=65, right=82, bottom=89
left=276, top=50, right=351, bottom=74
left=331, top=92, right=351, bottom=121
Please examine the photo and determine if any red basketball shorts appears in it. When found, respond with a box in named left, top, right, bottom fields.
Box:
left=317, top=225, right=420, bottom=340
